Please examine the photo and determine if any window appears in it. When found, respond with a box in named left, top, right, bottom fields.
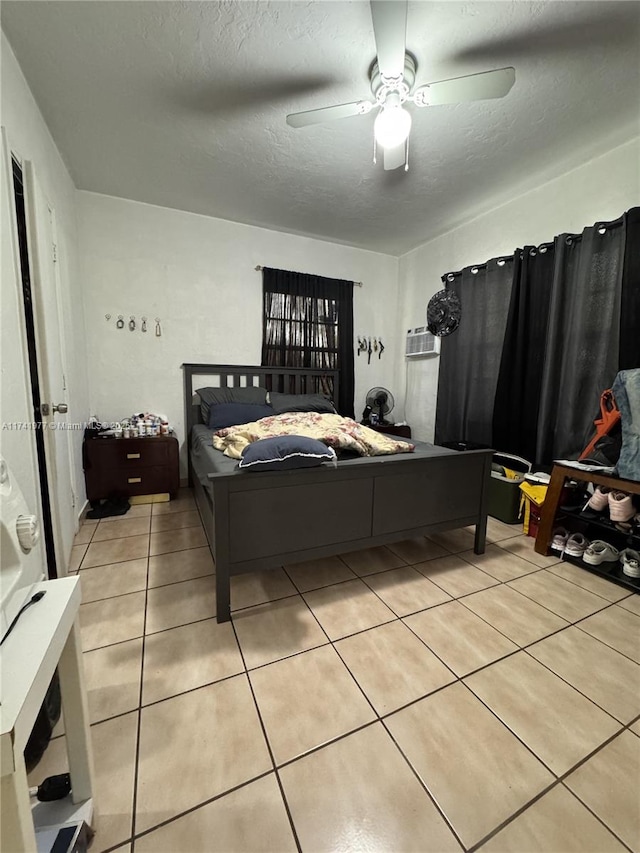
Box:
left=261, top=268, right=355, bottom=418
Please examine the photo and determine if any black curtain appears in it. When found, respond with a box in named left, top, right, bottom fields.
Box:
left=437, top=208, right=638, bottom=465
left=493, top=211, right=636, bottom=467
left=261, top=267, right=355, bottom=418
left=535, top=222, right=626, bottom=463
left=434, top=258, right=514, bottom=446
left=620, top=207, right=640, bottom=370
left=493, top=244, right=556, bottom=462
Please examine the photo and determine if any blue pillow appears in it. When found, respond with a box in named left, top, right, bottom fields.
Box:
left=239, top=435, right=337, bottom=471
left=196, top=386, right=267, bottom=423
left=269, top=392, right=336, bottom=415
left=208, top=403, right=273, bottom=430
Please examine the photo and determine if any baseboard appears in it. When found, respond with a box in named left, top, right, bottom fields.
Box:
left=77, top=500, right=90, bottom=525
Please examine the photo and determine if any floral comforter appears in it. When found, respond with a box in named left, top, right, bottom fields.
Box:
left=212, top=411, right=415, bottom=459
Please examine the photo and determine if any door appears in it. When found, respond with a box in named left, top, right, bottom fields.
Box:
left=22, top=163, right=75, bottom=574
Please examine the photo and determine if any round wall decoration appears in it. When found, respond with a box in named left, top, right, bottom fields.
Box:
left=426, top=289, right=461, bottom=337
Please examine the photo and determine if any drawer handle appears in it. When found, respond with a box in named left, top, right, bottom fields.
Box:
left=127, top=453, right=141, bottom=460
left=128, top=477, right=141, bottom=484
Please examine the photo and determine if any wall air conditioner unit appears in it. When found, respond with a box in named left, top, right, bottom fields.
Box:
left=405, top=326, right=441, bottom=358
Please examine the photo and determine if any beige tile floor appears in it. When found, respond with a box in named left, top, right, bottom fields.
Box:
left=33, top=489, right=640, bottom=853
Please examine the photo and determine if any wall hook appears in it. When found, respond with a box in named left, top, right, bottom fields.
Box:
left=116, top=315, right=125, bottom=329
left=141, top=316, right=147, bottom=333
left=129, top=315, right=136, bottom=331
left=155, top=317, right=162, bottom=337
left=105, top=313, right=111, bottom=322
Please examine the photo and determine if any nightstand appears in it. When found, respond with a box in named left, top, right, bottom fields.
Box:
left=364, top=423, right=412, bottom=439
left=83, top=435, right=179, bottom=503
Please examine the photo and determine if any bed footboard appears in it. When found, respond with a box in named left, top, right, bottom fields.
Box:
left=194, top=449, right=491, bottom=623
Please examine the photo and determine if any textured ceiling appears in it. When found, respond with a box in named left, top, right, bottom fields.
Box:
left=2, top=1, right=639, bottom=254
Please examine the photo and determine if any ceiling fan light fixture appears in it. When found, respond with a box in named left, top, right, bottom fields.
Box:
left=374, top=97, right=412, bottom=149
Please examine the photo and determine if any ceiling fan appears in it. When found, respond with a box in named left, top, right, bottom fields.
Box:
left=286, top=0, right=516, bottom=172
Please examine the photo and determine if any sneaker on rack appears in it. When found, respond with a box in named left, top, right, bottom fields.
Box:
left=620, top=548, right=640, bottom=578
left=583, top=540, right=620, bottom=566
left=585, top=485, right=611, bottom=512
left=551, top=527, right=570, bottom=553
left=564, top=533, right=590, bottom=558
left=609, top=491, right=635, bottom=523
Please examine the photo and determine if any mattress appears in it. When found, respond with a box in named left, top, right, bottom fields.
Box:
left=190, top=423, right=456, bottom=489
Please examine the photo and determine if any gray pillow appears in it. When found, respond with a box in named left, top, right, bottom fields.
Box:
left=269, top=392, right=336, bottom=415
left=196, top=386, right=267, bottom=423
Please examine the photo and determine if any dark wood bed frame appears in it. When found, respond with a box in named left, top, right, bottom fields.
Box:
left=183, top=363, right=492, bottom=623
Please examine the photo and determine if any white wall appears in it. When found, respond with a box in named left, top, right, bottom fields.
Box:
left=1, top=34, right=89, bottom=569
left=396, top=136, right=640, bottom=443
left=77, top=192, right=399, bottom=475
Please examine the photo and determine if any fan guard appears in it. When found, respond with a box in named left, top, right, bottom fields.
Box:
left=365, top=387, right=395, bottom=423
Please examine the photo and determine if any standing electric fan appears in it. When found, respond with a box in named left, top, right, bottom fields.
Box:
left=364, top=387, right=395, bottom=425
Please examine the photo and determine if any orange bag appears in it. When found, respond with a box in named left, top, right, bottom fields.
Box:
left=579, top=389, right=621, bottom=460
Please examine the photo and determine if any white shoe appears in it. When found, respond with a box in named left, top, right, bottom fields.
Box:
left=551, top=527, right=569, bottom=553
left=620, top=548, right=640, bottom=578
left=583, top=540, right=619, bottom=566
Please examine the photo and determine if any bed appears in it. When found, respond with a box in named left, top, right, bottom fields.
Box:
left=183, top=363, right=492, bottom=623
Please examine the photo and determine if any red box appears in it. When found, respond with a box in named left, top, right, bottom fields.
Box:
left=527, top=504, right=542, bottom=539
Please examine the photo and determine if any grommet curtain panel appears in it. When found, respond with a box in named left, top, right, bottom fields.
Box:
left=261, top=267, right=355, bottom=418
left=435, top=208, right=639, bottom=467
left=434, top=259, right=514, bottom=448
left=533, top=224, right=625, bottom=464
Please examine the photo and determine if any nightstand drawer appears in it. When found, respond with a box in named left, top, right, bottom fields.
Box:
left=93, top=465, right=174, bottom=497
left=85, top=439, right=169, bottom=469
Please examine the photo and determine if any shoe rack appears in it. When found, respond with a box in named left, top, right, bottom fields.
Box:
left=536, top=463, right=640, bottom=593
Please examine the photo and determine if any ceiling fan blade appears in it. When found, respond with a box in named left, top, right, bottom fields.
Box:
left=452, top=4, right=640, bottom=64
left=286, top=100, right=372, bottom=128
left=414, top=67, right=515, bottom=107
left=383, top=143, right=406, bottom=171
left=370, top=0, right=408, bottom=79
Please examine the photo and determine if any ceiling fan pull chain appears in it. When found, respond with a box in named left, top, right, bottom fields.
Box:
left=372, top=134, right=377, bottom=165
left=405, top=136, right=410, bottom=172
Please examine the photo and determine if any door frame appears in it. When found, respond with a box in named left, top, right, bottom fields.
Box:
left=3, top=129, right=74, bottom=576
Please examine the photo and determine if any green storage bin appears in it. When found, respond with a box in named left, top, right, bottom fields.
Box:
left=487, top=453, right=531, bottom=524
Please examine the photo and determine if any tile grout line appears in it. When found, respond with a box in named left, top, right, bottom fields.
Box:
left=228, top=616, right=304, bottom=853
left=459, top=671, right=631, bottom=789
left=465, top=716, right=639, bottom=853
left=80, top=569, right=214, bottom=607
left=74, top=544, right=632, bottom=684
left=519, top=640, right=640, bottom=726
left=282, top=565, right=469, bottom=851
left=129, top=770, right=275, bottom=847
left=545, top=561, right=636, bottom=603
left=74, top=506, right=639, bottom=850
left=72, top=589, right=639, bottom=743
left=78, top=533, right=206, bottom=571
left=558, top=784, right=635, bottom=853
left=213, top=536, right=627, bottom=833
left=506, top=570, right=627, bottom=616
left=321, top=576, right=636, bottom=849
left=75, top=546, right=637, bottom=677
left=128, top=536, right=151, bottom=853
left=572, top=612, right=640, bottom=665
left=377, top=716, right=468, bottom=852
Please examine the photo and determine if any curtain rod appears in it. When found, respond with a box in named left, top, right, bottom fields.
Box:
left=255, top=265, right=363, bottom=287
